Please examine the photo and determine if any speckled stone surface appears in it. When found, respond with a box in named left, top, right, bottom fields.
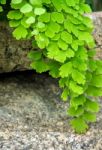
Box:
left=0, top=72, right=102, bottom=150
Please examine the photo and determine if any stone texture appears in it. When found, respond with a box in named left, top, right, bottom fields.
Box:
left=0, top=72, right=102, bottom=150
left=0, top=12, right=102, bottom=73
left=89, top=12, right=102, bottom=59
left=0, top=22, right=32, bottom=73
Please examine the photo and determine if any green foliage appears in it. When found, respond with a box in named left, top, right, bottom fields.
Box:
left=0, top=0, right=6, bottom=12
left=0, top=0, right=102, bottom=134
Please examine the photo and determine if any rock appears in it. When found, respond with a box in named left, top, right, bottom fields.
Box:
left=0, top=22, right=32, bottom=73
left=89, top=12, right=102, bottom=59
left=0, top=72, right=102, bottom=149
left=0, top=12, right=102, bottom=73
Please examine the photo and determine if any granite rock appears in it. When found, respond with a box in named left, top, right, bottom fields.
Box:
left=0, top=72, right=102, bottom=150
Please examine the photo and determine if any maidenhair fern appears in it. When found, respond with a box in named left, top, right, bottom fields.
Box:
left=0, top=0, right=102, bottom=133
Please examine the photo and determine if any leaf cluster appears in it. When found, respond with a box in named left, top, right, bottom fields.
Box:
left=1, top=0, right=102, bottom=133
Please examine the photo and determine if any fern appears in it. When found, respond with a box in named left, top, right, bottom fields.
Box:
left=1, top=0, right=102, bottom=133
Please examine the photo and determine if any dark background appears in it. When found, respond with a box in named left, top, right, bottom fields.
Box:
left=86, top=0, right=102, bottom=11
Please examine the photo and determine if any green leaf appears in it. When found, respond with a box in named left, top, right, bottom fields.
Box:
left=12, top=0, right=22, bottom=4
left=83, top=112, right=96, bottom=123
left=72, top=40, right=84, bottom=51
left=88, top=50, right=96, bottom=58
left=0, top=6, right=3, bottom=12
left=66, top=49, right=75, bottom=58
left=31, top=29, right=39, bottom=36
left=88, top=60, right=97, bottom=72
left=68, top=15, right=81, bottom=25
left=38, top=13, right=50, bottom=23
left=34, top=8, right=46, bottom=15
left=9, top=20, right=20, bottom=27
left=49, top=61, right=60, bottom=78
left=72, top=59, right=87, bottom=71
left=76, top=47, right=88, bottom=60
left=85, top=99, right=100, bottom=113
left=70, top=118, right=88, bottom=133
left=72, top=69, right=85, bottom=85
left=86, top=71, right=92, bottom=82
left=79, top=31, right=93, bottom=43
left=64, top=20, right=72, bottom=33
left=28, top=51, right=42, bottom=61
left=29, top=0, right=42, bottom=6
left=58, top=39, right=68, bottom=50
left=95, top=60, right=102, bottom=74
left=78, top=31, right=94, bottom=44
left=59, top=78, right=69, bottom=88
left=45, top=29, right=55, bottom=38
left=26, top=16, right=35, bottom=24
left=42, top=0, right=51, bottom=4
left=71, top=40, right=78, bottom=51
left=21, top=17, right=30, bottom=28
left=52, top=0, right=63, bottom=12
left=83, top=16, right=93, bottom=28
left=77, top=24, right=87, bottom=31
left=91, top=75, right=102, bottom=88
left=47, top=43, right=67, bottom=62
left=51, top=12, right=64, bottom=24
left=61, top=87, right=69, bottom=101
left=20, top=3, right=33, bottom=13
left=70, top=95, right=86, bottom=109
left=81, top=4, right=92, bottom=13
left=47, top=43, right=59, bottom=58
left=7, top=10, right=23, bottom=20
left=45, top=22, right=60, bottom=38
left=49, top=22, right=61, bottom=33
left=11, top=1, right=27, bottom=9
left=37, top=22, right=45, bottom=29
left=86, top=86, right=102, bottom=97
left=66, top=0, right=76, bottom=7
left=35, top=34, right=49, bottom=49
left=53, top=50, right=67, bottom=63
left=13, top=25, right=28, bottom=40
left=68, top=106, right=84, bottom=117
left=61, top=31, right=72, bottom=44
left=69, top=81, right=84, bottom=95
left=0, top=0, right=6, bottom=4
left=53, top=33, right=60, bottom=41
left=30, top=59, right=49, bottom=73
left=59, top=62, right=72, bottom=78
